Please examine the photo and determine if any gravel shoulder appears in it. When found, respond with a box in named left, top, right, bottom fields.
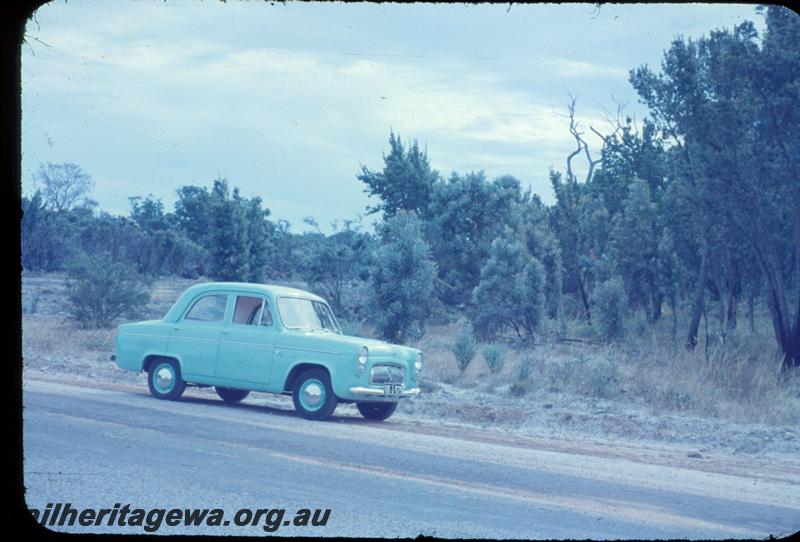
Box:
left=22, top=359, right=800, bottom=499
left=25, top=377, right=800, bottom=539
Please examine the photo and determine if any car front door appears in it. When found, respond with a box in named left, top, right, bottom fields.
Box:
left=167, top=292, right=229, bottom=380
left=215, top=294, right=277, bottom=387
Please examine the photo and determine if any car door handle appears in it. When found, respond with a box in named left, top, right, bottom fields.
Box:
left=275, top=350, right=282, bottom=357
left=221, top=330, right=230, bottom=335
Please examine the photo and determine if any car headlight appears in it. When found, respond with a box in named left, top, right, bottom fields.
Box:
left=414, top=353, right=423, bottom=377
left=357, top=347, right=368, bottom=373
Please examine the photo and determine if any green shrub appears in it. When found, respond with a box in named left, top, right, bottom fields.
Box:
left=482, top=343, right=507, bottom=375
left=368, top=212, right=437, bottom=343
left=509, top=382, right=528, bottom=397
left=452, top=323, right=477, bottom=374
left=517, top=353, right=534, bottom=381
left=510, top=353, right=535, bottom=396
left=472, top=231, right=546, bottom=341
left=65, top=253, right=150, bottom=328
left=591, top=277, right=628, bottom=341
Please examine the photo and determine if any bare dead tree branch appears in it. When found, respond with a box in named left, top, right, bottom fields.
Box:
left=591, top=95, right=626, bottom=156
left=582, top=135, right=602, bottom=184
left=566, top=95, right=604, bottom=183
left=566, top=95, right=583, bottom=183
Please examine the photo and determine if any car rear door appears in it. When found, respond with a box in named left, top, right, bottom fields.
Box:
left=166, top=292, right=229, bottom=380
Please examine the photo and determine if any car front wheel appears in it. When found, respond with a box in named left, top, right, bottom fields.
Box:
left=356, top=401, right=397, bottom=421
left=292, top=368, right=338, bottom=420
left=147, top=359, right=186, bottom=400
left=215, top=387, right=250, bottom=403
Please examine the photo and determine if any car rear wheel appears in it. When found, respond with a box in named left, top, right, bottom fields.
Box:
left=147, top=359, right=186, bottom=400
left=215, top=387, right=250, bottom=403
left=292, top=368, right=338, bottom=420
left=356, top=401, right=397, bottom=421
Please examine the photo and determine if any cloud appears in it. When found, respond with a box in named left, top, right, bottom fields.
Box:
left=545, top=58, right=630, bottom=80
left=26, top=0, right=701, bottom=228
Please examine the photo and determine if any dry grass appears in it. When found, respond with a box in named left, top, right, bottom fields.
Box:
left=23, top=315, right=115, bottom=361
left=413, top=317, right=800, bottom=427
left=619, top=331, right=800, bottom=425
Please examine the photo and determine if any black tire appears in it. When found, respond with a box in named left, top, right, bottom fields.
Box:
left=215, top=387, right=250, bottom=403
left=356, top=401, right=398, bottom=421
left=292, top=368, right=338, bottom=421
left=147, top=358, right=186, bottom=400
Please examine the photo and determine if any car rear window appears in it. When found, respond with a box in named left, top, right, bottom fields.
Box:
left=184, top=294, right=227, bottom=322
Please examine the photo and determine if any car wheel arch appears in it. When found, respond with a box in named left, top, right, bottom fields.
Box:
left=143, top=354, right=182, bottom=375
left=283, top=362, right=331, bottom=392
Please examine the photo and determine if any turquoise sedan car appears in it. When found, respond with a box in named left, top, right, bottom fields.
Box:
left=113, top=282, right=422, bottom=421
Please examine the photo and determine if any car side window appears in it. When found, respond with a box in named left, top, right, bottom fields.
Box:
left=233, top=296, right=264, bottom=326
left=259, top=301, right=274, bottom=327
left=184, top=294, right=227, bottom=322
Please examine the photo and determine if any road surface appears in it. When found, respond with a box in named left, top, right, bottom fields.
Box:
left=22, top=377, right=800, bottom=538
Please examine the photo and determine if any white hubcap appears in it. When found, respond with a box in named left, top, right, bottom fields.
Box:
left=302, top=383, right=323, bottom=407
left=156, top=367, right=173, bottom=389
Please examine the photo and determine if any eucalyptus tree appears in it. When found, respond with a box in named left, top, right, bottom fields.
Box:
left=299, top=218, right=374, bottom=318
left=21, top=191, right=64, bottom=271
left=173, top=179, right=275, bottom=282
left=243, top=195, right=272, bottom=283
left=127, top=195, right=204, bottom=277
left=33, top=162, right=95, bottom=212
left=472, top=226, right=546, bottom=342
left=357, top=131, right=439, bottom=219
left=368, top=211, right=437, bottom=344
left=206, top=179, right=251, bottom=281
left=608, top=182, right=663, bottom=323
left=518, top=195, right=563, bottom=320
left=425, top=171, right=526, bottom=306
left=630, top=6, right=800, bottom=368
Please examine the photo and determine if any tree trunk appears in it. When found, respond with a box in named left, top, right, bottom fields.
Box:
left=578, top=271, right=591, bottom=324
left=786, top=317, right=800, bottom=370
left=789, top=182, right=800, bottom=370
left=703, top=304, right=710, bottom=361
left=653, top=293, right=663, bottom=323
left=686, top=250, right=708, bottom=351
left=725, top=261, right=740, bottom=330
left=788, top=297, right=800, bottom=370
left=726, top=291, right=738, bottom=331
left=670, top=294, right=678, bottom=341
left=759, top=251, right=799, bottom=371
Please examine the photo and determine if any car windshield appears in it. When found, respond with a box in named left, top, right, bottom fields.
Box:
left=277, top=297, right=341, bottom=334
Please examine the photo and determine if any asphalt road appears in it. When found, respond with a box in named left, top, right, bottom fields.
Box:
left=22, top=378, right=800, bottom=538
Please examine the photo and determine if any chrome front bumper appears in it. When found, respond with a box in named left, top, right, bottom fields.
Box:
left=349, top=386, right=421, bottom=397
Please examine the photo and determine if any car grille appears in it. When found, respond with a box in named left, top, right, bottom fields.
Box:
left=369, top=364, right=405, bottom=385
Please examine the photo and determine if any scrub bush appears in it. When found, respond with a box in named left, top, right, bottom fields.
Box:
left=452, top=323, right=477, bottom=374
left=65, top=253, right=150, bottom=328
left=482, top=343, right=507, bottom=375
left=591, top=277, right=628, bottom=341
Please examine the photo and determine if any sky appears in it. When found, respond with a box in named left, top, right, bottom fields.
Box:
left=21, top=1, right=764, bottom=232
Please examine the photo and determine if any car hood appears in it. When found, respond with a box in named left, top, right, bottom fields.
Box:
left=279, top=330, right=418, bottom=361
left=343, top=335, right=414, bottom=358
